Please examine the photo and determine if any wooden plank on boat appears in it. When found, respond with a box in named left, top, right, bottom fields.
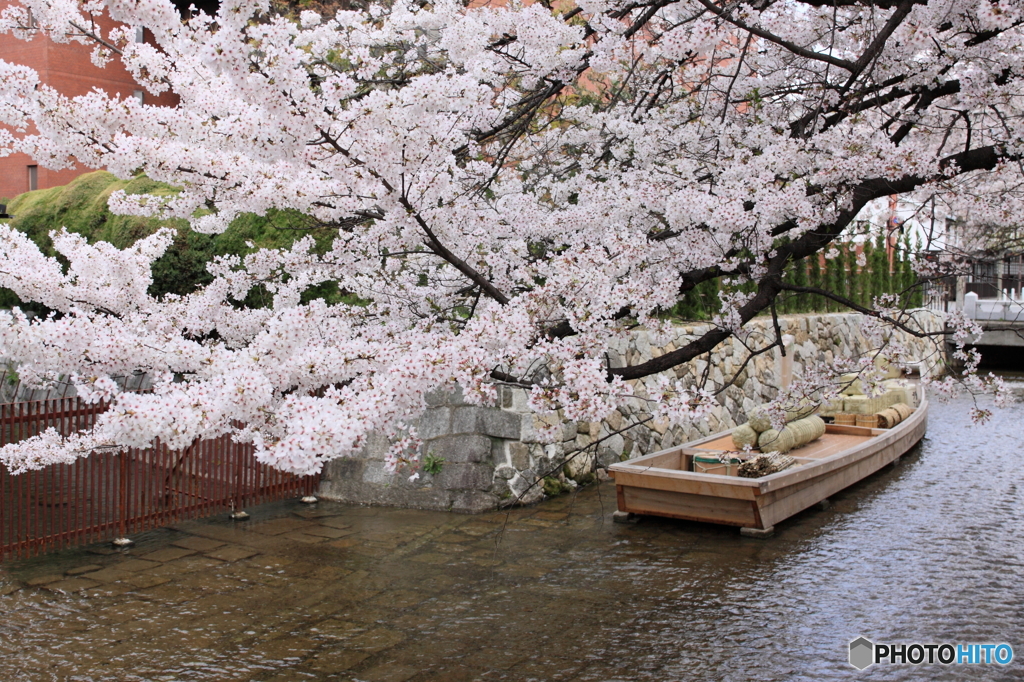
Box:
left=636, top=449, right=684, bottom=470
left=620, top=485, right=758, bottom=527
left=781, top=433, right=872, bottom=460
left=692, top=435, right=735, bottom=451
left=611, top=467, right=760, bottom=500
left=825, top=424, right=881, bottom=437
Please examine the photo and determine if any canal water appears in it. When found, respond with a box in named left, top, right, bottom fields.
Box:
left=1, top=390, right=1022, bottom=681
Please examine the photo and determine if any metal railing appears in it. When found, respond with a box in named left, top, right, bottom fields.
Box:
left=0, top=397, right=318, bottom=561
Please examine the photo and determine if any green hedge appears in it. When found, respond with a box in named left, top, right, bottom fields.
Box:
left=666, top=235, right=922, bottom=322
left=779, top=235, right=923, bottom=314
left=1, top=171, right=342, bottom=312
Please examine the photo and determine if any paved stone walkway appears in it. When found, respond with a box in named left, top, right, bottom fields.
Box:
left=3, top=483, right=744, bottom=681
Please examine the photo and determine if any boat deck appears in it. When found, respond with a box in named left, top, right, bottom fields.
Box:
left=693, top=427, right=876, bottom=462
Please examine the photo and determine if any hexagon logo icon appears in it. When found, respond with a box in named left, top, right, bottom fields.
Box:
left=849, top=637, right=874, bottom=670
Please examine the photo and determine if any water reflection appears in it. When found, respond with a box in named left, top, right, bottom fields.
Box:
left=1, top=391, right=1022, bottom=681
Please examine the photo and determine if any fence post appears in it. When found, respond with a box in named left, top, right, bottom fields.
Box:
left=112, top=451, right=134, bottom=548
left=963, top=291, right=978, bottom=319
left=229, top=442, right=250, bottom=520
left=0, top=464, right=6, bottom=562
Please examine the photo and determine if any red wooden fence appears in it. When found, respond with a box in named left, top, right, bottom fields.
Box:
left=0, top=397, right=318, bottom=561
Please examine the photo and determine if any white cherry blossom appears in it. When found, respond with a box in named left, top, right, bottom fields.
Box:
left=0, top=0, right=1017, bottom=473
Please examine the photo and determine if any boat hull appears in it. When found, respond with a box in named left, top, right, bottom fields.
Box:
left=610, top=396, right=928, bottom=532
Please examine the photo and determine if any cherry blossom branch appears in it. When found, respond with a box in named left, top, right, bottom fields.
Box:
left=693, top=0, right=857, bottom=71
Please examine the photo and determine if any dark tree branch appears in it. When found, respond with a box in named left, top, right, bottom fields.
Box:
left=693, top=0, right=857, bottom=71
left=608, top=143, right=1012, bottom=382
left=317, top=127, right=511, bottom=305
left=779, top=284, right=946, bottom=338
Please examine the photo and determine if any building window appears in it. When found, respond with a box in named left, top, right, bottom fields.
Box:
left=27, top=165, right=37, bottom=191
left=134, top=90, right=145, bottom=104
left=135, top=26, right=145, bottom=43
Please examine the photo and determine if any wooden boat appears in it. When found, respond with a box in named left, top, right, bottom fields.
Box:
left=608, top=389, right=928, bottom=537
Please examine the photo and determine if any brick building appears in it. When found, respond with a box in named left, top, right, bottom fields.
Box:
left=0, top=7, right=179, bottom=199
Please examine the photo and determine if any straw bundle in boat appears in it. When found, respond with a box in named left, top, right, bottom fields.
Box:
left=839, top=373, right=864, bottom=396
left=738, top=452, right=797, bottom=478
left=757, top=415, right=825, bottom=454
left=882, top=380, right=918, bottom=408
left=834, top=413, right=857, bottom=426
left=747, top=408, right=773, bottom=433
left=817, top=397, right=846, bottom=417
left=757, top=427, right=795, bottom=453
left=842, top=393, right=897, bottom=415
left=731, top=423, right=760, bottom=450
left=878, top=357, right=903, bottom=379
left=748, top=400, right=817, bottom=433
left=789, top=415, right=826, bottom=445
left=877, top=403, right=914, bottom=428
left=893, top=402, right=913, bottom=419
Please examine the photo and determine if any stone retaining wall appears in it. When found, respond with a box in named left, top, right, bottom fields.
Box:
left=319, top=311, right=945, bottom=512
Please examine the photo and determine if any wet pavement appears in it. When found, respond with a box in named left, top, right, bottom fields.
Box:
left=2, top=392, right=1024, bottom=681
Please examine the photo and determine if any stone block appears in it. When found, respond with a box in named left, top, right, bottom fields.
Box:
left=635, top=331, right=651, bottom=356
left=651, top=416, right=670, bottom=435
left=520, top=412, right=559, bottom=443
left=606, top=410, right=623, bottom=432
left=491, top=477, right=511, bottom=500
left=597, top=434, right=624, bottom=467
left=542, top=443, right=563, bottom=464
left=447, top=383, right=470, bottom=405
left=451, top=406, right=521, bottom=439
left=563, top=450, right=594, bottom=479
left=358, top=431, right=390, bottom=461
left=325, top=457, right=365, bottom=483
left=424, top=385, right=452, bottom=407
left=426, top=434, right=492, bottom=464
left=508, top=471, right=544, bottom=505
left=491, top=438, right=505, bottom=464
left=508, top=442, right=531, bottom=470
left=435, top=463, right=494, bottom=491
left=362, top=460, right=394, bottom=485
left=508, top=387, right=531, bottom=412
left=415, top=407, right=451, bottom=440
left=494, top=465, right=515, bottom=480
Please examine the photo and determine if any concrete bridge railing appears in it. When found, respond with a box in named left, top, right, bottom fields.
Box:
left=962, top=291, right=1024, bottom=323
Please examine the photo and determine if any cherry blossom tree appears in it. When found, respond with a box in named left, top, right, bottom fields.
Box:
left=0, top=0, right=1018, bottom=474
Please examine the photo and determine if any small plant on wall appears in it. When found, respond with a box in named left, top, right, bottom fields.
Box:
left=422, top=453, right=445, bottom=476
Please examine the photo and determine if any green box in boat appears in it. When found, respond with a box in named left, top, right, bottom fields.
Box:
left=693, top=453, right=743, bottom=476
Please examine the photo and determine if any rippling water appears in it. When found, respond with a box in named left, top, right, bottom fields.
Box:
left=1, top=390, right=1022, bottom=681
